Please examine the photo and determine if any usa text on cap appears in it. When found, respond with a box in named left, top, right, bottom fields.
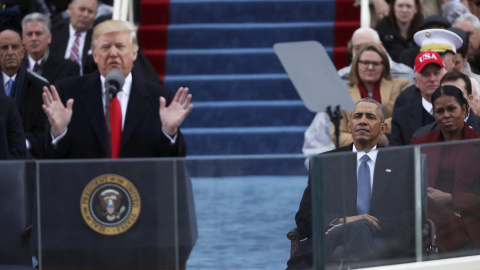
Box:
left=414, top=51, right=445, bottom=72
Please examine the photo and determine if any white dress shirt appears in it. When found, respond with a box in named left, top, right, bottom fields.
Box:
left=64, top=24, right=87, bottom=71
left=27, top=55, right=42, bottom=72
left=52, top=73, right=177, bottom=144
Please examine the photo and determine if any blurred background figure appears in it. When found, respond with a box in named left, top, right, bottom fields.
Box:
left=334, top=42, right=410, bottom=147
left=449, top=27, right=480, bottom=84
left=412, top=71, right=480, bottom=138
left=398, top=15, right=452, bottom=68
left=454, top=13, right=480, bottom=73
left=470, top=76, right=480, bottom=114
left=21, top=12, right=80, bottom=85
left=0, top=27, right=48, bottom=158
left=338, top=27, right=414, bottom=84
left=412, top=85, right=480, bottom=255
left=442, top=1, right=471, bottom=25
left=375, top=0, right=424, bottom=62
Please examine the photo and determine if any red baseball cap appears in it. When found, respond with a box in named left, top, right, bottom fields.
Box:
left=414, top=51, right=445, bottom=73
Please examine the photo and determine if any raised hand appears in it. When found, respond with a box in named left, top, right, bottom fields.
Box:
left=159, top=87, right=193, bottom=136
left=42, top=85, right=74, bottom=138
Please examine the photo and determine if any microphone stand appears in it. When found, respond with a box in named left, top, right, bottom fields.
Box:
left=105, top=83, right=117, bottom=159
left=326, top=105, right=343, bottom=149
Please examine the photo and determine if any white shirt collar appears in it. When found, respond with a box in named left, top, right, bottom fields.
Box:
left=352, top=144, right=378, bottom=164
left=69, top=23, right=86, bottom=38
left=422, top=97, right=433, bottom=115
left=100, top=72, right=133, bottom=97
left=2, top=71, right=17, bottom=84
left=27, top=55, right=42, bottom=71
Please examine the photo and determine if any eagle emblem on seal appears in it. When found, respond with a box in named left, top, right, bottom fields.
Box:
left=97, top=189, right=126, bottom=221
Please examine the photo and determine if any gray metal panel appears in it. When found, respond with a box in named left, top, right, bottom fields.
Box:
left=274, top=41, right=355, bottom=113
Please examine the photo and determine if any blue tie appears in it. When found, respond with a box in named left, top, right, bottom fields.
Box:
left=5, top=78, right=13, bottom=96
left=357, top=154, right=371, bottom=215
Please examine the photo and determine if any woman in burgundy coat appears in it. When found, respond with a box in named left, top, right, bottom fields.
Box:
left=412, top=85, right=480, bottom=254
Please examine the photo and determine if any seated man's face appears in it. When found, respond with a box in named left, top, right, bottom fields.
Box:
left=0, top=30, right=25, bottom=76
left=414, top=63, right=444, bottom=101
left=69, top=0, right=98, bottom=33
left=92, top=31, right=138, bottom=77
left=23, top=21, right=51, bottom=60
left=351, top=32, right=376, bottom=57
left=347, top=102, right=387, bottom=147
left=454, top=20, right=480, bottom=54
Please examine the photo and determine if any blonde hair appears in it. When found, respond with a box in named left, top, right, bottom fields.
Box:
left=348, top=42, right=391, bottom=87
left=91, top=20, right=138, bottom=52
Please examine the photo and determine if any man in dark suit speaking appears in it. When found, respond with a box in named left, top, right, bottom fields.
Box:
left=288, top=98, right=415, bottom=268
left=42, top=20, right=193, bottom=159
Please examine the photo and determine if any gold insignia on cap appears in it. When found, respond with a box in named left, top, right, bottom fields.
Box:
left=425, top=32, right=431, bottom=38
left=420, top=43, right=453, bottom=53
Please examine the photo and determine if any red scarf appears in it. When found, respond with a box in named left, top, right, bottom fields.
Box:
left=358, top=81, right=381, bottom=103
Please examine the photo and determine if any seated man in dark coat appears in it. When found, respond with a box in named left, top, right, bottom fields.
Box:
left=21, top=12, right=80, bottom=85
left=0, top=96, right=27, bottom=159
left=288, top=98, right=415, bottom=269
left=413, top=71, right=480, bottom=138
left=0, top=26, right=48, bottom=158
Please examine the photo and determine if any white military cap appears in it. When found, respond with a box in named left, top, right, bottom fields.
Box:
left=414, top=29, right=463, bottom=54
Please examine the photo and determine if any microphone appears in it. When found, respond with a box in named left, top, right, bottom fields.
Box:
left=105, top=70, right=125, bottom=101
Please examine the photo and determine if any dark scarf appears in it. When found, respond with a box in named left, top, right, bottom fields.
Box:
left=358, top=81, right=381, bottom=104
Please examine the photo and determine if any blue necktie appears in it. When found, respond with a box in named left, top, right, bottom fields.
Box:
left=357, top=154, right=371, bottom=215
left=5, top=78, right=13, bottom=96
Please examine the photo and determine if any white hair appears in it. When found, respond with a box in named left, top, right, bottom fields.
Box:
left=351, top=27, right=381, bottom=44
left=413, top=68, right=447, bottom=78
left=454, top=13, right=480, bottom=31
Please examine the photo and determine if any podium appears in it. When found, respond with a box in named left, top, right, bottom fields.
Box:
left=34, top=158, right=197, bottom=270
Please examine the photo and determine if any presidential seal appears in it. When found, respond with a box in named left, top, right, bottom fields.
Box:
left=80, top=174, right=141, bottom=235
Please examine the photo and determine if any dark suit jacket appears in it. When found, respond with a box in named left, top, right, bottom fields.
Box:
left=412, top=110, right=480, bottom=139
left=22, top=53, right=81, bottom=85
left=44, top=71, right=186, bottom=159
left=49, top=18, right=97, bottom=75
left=393, top=84, right=421, bottom=111
left=0, top=97, right=26, bottom=159
left=0, top=71, right=48, bottom=157
left=390, top=100, right=434, bottom=146
left=295, top=144, right=415, bottom=249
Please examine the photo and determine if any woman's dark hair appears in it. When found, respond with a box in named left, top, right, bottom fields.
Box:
left=388, top=0, right=424, bottom=41
left=431, top=85, right=469, bottom=112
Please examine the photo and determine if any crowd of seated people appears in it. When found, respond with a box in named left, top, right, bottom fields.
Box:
left=297, top=3, right=480, bottom=268
left=1, top=0, right=480, bottom=269
left=0, top=0, right=168, bottom=160
left=0, top=0, right=192, bottom=267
